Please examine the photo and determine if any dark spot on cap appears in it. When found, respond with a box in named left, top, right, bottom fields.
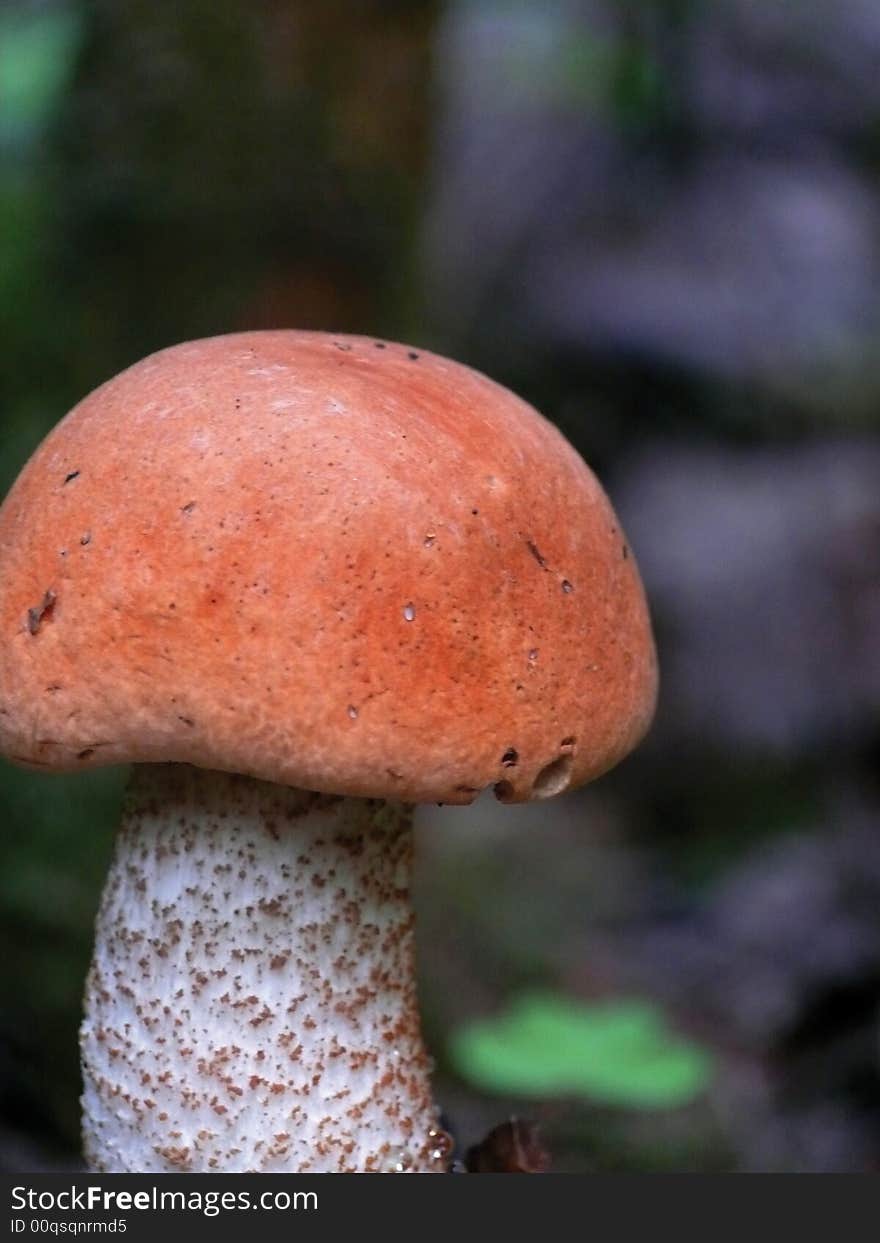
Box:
left=27, top=589, right=56, bottom=636
left=527, top=541, right=547, bottom=569
left=501, top=748, right=519, bottom=767
left=64, top=471, right=80, bottom=485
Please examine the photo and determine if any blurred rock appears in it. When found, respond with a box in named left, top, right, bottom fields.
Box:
left=620, top=815, right=880, bottom=1048
left=425, top=1, right=880, bottom=405
left=689, top=0, right=880, bottom=138
left=614, top=802, right=880, bottom=1170
left=529, top=155, right=880, bottom=393
left=742, top=1103, right=880, bottom=1175
left=614, top=439, right=880, bottom=756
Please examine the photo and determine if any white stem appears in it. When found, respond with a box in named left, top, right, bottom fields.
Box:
left=80, top=765, right=448, bottom=1173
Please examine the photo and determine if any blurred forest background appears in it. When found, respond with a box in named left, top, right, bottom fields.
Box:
left=1, top=0, right=879, bottom=1173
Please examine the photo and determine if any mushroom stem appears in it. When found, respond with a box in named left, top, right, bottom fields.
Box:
left=80, top=764, right=447, bottom=1172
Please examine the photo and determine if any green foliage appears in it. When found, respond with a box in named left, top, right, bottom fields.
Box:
left=0, top=4, right=83, bottom=146
left=0, top=762, right=125, bottom=1143
left=450, top=992, right=714, bottom=1109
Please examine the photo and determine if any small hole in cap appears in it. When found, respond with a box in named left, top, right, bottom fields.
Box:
left=494, top=780, right=515, bottom=802
left=531, top=755, right=573, bottom=799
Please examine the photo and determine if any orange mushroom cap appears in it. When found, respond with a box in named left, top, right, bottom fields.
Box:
left=0, top=331, right=657, bottom=804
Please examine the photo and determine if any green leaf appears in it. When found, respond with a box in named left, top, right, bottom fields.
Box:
left=450, top=992, right=714, bottom=1109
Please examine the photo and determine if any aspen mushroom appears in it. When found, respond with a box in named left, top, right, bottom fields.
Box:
left=0, top=332, right=657, bottom=1172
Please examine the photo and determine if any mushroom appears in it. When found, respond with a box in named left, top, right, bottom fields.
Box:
left=0, top=332, right=657, bottom=1172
